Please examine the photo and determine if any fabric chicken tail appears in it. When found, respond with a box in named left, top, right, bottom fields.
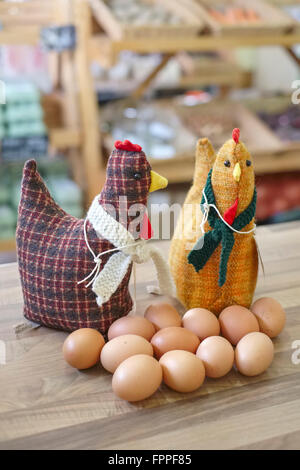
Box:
left=20, top=159, right=56, bottom=210
left=23, top=159, right=37, bottom=176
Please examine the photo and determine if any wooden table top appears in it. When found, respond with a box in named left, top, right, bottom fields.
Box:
left=1, top=221, right=300, bottom=450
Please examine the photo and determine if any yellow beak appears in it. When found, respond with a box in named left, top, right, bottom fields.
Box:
left=233, top=162, right=241, bottom=183
left=149, top=170, right=168, bottom=192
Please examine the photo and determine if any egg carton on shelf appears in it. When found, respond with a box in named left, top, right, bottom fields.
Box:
left=4, top=81, right=41, bottom=105
left=5, top=103, right=44, bottom=123
left=89, top=0, right=205, bottom=41
left=6, top=122, right=47, bottom=138
left=0, top=80, right=48, bottom=157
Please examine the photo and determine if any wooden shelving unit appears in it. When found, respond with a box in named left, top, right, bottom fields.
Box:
left=91, top=31, right=300, bottom=58
left=1, top=0, right=300, bottom=252
left=90, top=26, right=300, bottom=181
left=0, top=0, right=103, bottom=201
left=0, top=238, right=16, bottom=252
left=0, top=0, right=103, bottom=251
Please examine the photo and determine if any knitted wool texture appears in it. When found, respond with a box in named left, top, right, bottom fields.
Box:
left=188, top=169, right=257, bottom=287
left=169, top=133, right=258, bottom=315
left=16, top=144, right=170, bottom=333
left=86, top=195, right=174, bottom=306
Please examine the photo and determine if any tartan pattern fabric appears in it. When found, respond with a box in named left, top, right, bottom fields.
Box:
left=99, top=148, right=151, bottom=231
left=16, top=146, right=152, bottom=334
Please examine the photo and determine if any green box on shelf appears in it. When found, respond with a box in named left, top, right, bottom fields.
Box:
left=0, top=182, right=10, bottom=205
left=5, top=82, right=40, bottom=104
left=5, top=103, right=44, bottom=123
left=0, top=205, right=17, bottom=229
left=0, top=124, right=5, bottom=140
left=7, top=121, right=47, bottom=138
left=47, top=177, right=83, bottom=207
left=39, top=157, right=70, bottom=178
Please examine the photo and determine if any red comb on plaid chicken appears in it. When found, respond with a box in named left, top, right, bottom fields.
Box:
left=16, top=141, right=169, bottom=334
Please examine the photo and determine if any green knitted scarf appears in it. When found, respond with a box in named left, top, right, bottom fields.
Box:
left=187, top=169, right=257, bottom=287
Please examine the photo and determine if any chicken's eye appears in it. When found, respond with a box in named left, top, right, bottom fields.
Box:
left=224, top=160, right=231, bottom=167
left=134, top=172, right=142, bottom=180
left=246, top=160, right=252, bottom=167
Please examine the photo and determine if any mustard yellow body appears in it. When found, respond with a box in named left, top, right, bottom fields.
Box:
left=169, top=134, right=258, bottom=315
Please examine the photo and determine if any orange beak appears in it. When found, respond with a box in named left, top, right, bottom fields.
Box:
left=149, top=171, right=168, bottom=192
left=233, top=163, right=241, bottom=182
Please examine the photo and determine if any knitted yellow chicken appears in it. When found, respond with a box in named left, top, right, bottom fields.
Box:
left=169, top=129, right=258, bottom=315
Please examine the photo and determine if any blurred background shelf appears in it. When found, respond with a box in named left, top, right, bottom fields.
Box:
left=268, top=0, right=300, bottom=34
left=0, top=239, right=16, bottom=252
left=101, top=96, right=300, bottom=182
left=0, top=0, right=103, bottom=207
left=90, top=32, right=300, bottom=64
left=0, top=0, right=99, bottom=255
left=1, top=0, right=300, bottom=254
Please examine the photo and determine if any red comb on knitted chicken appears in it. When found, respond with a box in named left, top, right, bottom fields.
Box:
left=232, top=128, right=240, bottom=143
left=115, top=139, right=142, bottom=152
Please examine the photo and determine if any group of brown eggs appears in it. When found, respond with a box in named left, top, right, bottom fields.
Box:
left=63, top=297, right=286, bottom=402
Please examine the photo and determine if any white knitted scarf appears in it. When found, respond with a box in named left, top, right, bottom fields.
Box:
left=79, top=195, right=175, bottom=307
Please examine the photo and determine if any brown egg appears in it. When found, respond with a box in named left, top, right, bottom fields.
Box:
left=112, top=354, right=162, bottom=402
left=151, top=326, right=200, bottom=359
left=144, top=302, right=182, bottom=331
left=196, top=336, right=234, bottom=378
left=219, top=305, right=259, bottom=346
left=235, top=332, right=274, bottom=376
left=182, top=308, right=220, bottom=341
left=100, top=334, right=153, bottom=373
left=63, top=328, right=105, bottom=370
left=251, top=297, right=286, bottom=338
left=159, top=350, right=205, bottom=393
left=107, top=315, right=155, bottom=341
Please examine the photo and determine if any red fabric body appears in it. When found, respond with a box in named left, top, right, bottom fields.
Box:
left=16, top=146, right=152, bottom=334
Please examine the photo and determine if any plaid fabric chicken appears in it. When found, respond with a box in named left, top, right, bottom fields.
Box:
left=169, top=129, right=258, bottom=315
left=16, top=140, right=170, bottom=333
